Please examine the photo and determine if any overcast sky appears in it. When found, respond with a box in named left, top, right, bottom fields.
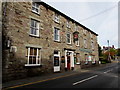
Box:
left=43, top=0, right=118, bottom=49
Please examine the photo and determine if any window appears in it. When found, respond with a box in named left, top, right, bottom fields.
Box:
left=90, top=33, right=92, bottom=38
left=54, top=27, right=60, bottom=42
left=74, top=53, right=80, bottom=64
left=75, top=40, right=79, bottom=46
left=85, top=54, right=88, bottom=65
left=54, top=51, right=60, bottom=66
left=66, top=33, right=71, bottom=44
left=30, top=19, right=39, bottom=37
left=75, top=24, right=78, bottom=31
left=66, top=20, right=70, bottom=28
left=84, top=39, right=87, bottom=48
left=91, top=41, right=94, bottom=49
left=83, top=30, right=87, bottom=35
left=73, top=31, right=79, bottom=46
left=25, top=47, right=41, bottom=66
left=32, top=2, right=40, bottom=14
left=54, top=13, right=60, bottom=23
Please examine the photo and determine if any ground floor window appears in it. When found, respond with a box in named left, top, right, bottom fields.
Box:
left=92, top=56, right=96, bottom=64
left=25, top=47, right=41, bottom=66
left=53, top=50, right=61, bottom=72
left=54, top=50, right=60, bottom=66
left=74, top=53, right=80, bottom=64
left=85, top=54, right=88, bottom=64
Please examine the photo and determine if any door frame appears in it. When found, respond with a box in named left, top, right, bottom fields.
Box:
left=65, top=50, right=74, bottom=70
left=53, top=51, right=60, bottom=72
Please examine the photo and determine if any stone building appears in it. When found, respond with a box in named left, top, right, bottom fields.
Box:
left=2, top=1, right=99, bottom=82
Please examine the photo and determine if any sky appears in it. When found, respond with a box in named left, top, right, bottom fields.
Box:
left=43, top=0, right=118, bottom=49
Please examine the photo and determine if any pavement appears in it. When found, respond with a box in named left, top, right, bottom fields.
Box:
left=2, top=61, right=118, bottom=89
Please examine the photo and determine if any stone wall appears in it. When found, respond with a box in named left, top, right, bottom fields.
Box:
left=2, top=2, right=99, bottom=82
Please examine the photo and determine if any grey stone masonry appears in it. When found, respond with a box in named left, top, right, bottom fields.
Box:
left=2, top=1, right=99, bottom=82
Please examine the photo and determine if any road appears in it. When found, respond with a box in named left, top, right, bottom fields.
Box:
left=9, top=62, right=119, bottom=89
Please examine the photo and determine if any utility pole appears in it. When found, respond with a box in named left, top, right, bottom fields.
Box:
left=107, top=40, right=111, bottom=62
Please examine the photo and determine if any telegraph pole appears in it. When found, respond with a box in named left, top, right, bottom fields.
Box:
left=107, top=40, right=111, bottom=62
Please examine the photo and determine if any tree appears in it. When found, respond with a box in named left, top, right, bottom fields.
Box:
left=98, top=44, right=103, bottom=57
left=104, top=48, right=117, bottom=60
left=116, top=48, right=120, bottom=56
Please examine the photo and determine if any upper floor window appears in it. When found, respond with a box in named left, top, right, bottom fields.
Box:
left=66, top=33, right=71, bottom=44
left=54, top=27, right=60, bottom=42
left=32, top=2, right=40, bottom=14
left=90, top=33, right=93, bottom=38
left=75, top=39, right=79, bottom=46
left=91, top=41, right=94, bottom=49
left=54, top=13, right=60, bottom=23
left=73, top=31, right=79, bottom=46
left=66, top=20, right=71, bottom=28
left=30, top=19, right=40, bottom=37
left=84, top=39, right=87, bottom=48
left=75, top=24, right=78, bottom=31
left=84, top=30, right=87, bottom=35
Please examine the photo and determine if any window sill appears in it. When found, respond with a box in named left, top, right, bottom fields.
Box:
left=32, top=11, right=40, bottom=16
left=29, top=34, right=40, bottom=38
left=92, top=62, right=96, bottom=64
left=76, top=63, right=81, bottom=65
left=67, top=26, right=71, bottom=29
left=84, top=62, right=88, bottom=65
left=54, top=20, right=60, bottom=24
left=67, top=43, right=72, bottom=45
left=25, top=64, right=41, bottom=67
left=54, top=40, right=61, bottom=43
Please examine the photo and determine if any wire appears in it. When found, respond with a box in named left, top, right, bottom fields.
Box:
left=79, top=5, right=117, bottom=22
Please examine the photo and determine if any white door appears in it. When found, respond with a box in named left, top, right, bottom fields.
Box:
left=54, top=51, right=60, bottom=72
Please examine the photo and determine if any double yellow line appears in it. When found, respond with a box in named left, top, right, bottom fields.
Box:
left=4, top=73, right=78, bottom=89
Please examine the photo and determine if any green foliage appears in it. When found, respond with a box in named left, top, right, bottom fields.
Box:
left=98, top=44, right=103, bottom=57
left=117, top=49, right=120, bottom=56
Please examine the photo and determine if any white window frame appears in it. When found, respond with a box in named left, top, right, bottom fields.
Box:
left=74, top=34, right=79, bottom=46
left=25, top=47, right=41, bottom=66
left=75, top=53, right=81, bottom=65
left=53, top=51, right=61, bottom=72
left=84, top=39, right=87, bottom=48
left=30, top=19, right=40, bottom=37
left=54, top=51, right=60, bottom=66
left=90, top=33, right=93, bottom=38
left=66, top=20, right=71, bottom=28
left=75, top=24, right=78, bottom=31
left=54, top=27, right=60, bottom=42
left=32, top=2, right=40, bottom=14
left=84, top=30, right=87, bottom=34
left=75, top=39, right=80, bottom=46
left=91, top=41, right=94, bottom=49
left=66, top=33, right=71, bottom=44
left=54, top=13, right=60, bottom=23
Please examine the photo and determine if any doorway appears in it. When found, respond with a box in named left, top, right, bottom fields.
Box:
left=67, top=55, right=71, bottom=70
left=65, top=50, right=74, bottom=70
